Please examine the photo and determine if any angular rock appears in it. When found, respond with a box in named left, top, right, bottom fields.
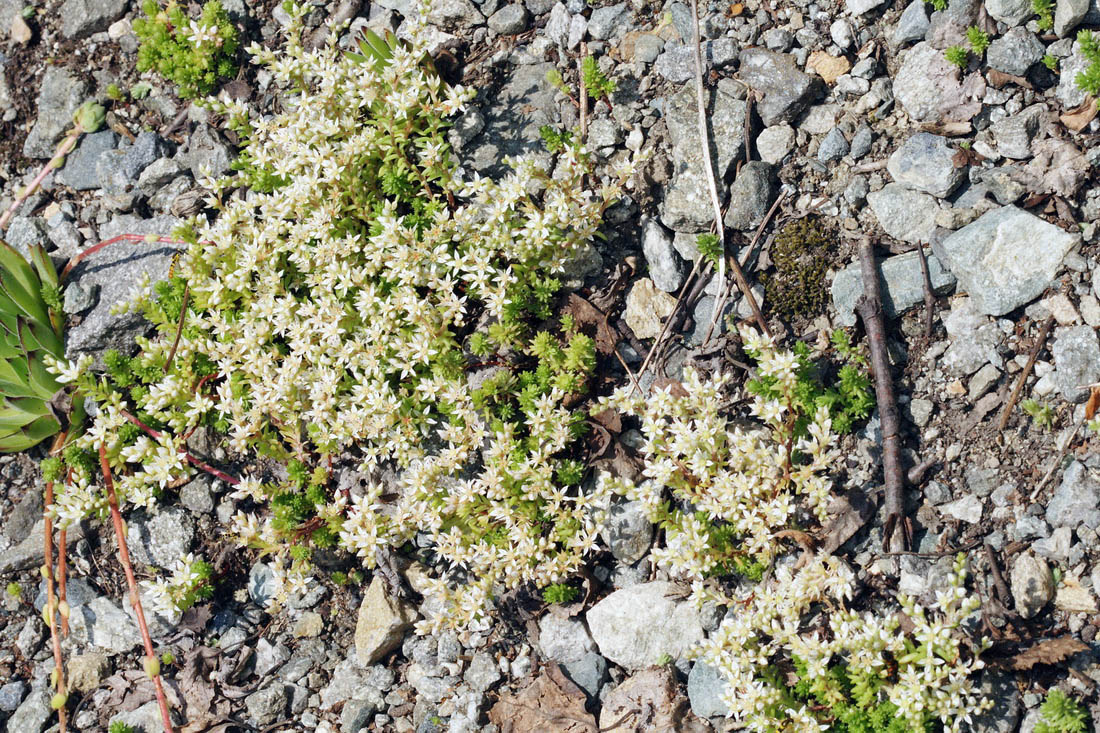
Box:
left=23, top=67, right=89, bottom=158
left=587, top=3, right=628, bottom=39
left=867, top=183, right=939, bottom=244
left=1057, top=41, right=1092, bottom=108
left=623, top=278, right=676, bottom=340
left=60, top=0, right=127, bottom=39
left=603, top=499, right=654, bottom=564
left=57, top=130, right=118, bottom=190
left=320, top=657, right=388, bottom=711
left=63, top=214, right=183, bottom=360
left=893, top=42, right=979, bottom=123
left=539, top=612, right=597, bottom=664
left=1054, top=0, right=1089, bottom=36
left=847, top=0, right=887, bottom=13
left=246, top=684, right=289, bottom=727
left=817, top=127, right=850, bottom=161
left=465, top=651, right=502, bottom=692
left=939, top=494, right=983, bottom=523
left=67, top=651, right=111, bottom=693
left=941, top=298, right=1002, bottom=375
left=832, top=248, right=956, bottom=327
left=586, top=581, right=704, bottom=669
left=986, top=0, right=1033, bottom=24
left=887, top=132, right=965, bottom=198
left=1052, top=325, right=1100, bottom=402
left=1054, top=577, right=1098, bottom=612
left=487, top=4, right=529, bottom=33
left=641, top=219, right=686, bottom=292
left=109, top=700, right=183, bottom=733
left=990, top=104, right=1045, bottom=160
left=427, top=0, right=484, bottom=29
left=6, top=683, right=50, bottom=733
left=466, top=62, right=556, bottom=176
left=355, top=576, right=417, bottom=665
left=341, top=697, right=380, bottom=732
left=127, top=505, right=195, bottom=569
left=723, top=161, right=775, bottom=231
left=986, top=27, right=1045, bottom=75
left=971, top=672, right=1020, bottom=733
left=894, top=0, right=930, bottom=44
left=70, top=596, right=142, bottom=653
left=560, top=651, right=607, bottom=698
left=0, top=680, right=28, bottom=712
left=738, top=48, right=823, bottom=126
left=755, top=124, right=794, bottom=164
left=1010, top=552, right=1053, bottom=619
left=6, top=216, right=48, bottom=258
left=687, top=661, right=730, bottom=718
left=184, top=124, right=233, bottom=180
left=934, top=206, right=1079, bottom=316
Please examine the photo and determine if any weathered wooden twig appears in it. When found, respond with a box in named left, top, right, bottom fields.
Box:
left=914, top=244, right=935, bottom=341
left=984, top=541, right=1012, bottom=608
left=996, top=314, right=1055, bottom=433
left=99, top=445, right=175, bottom=733
left=854, top=239, right=909, bottom=552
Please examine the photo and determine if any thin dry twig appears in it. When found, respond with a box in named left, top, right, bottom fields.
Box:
left=577, top=45, right=588, bottom=141
left=58, top=527, right=69, bottom=637
left=984, top=541, right=1012, bottom=608
left=43, top=474, right=68, bottom=733
left=99, top=444, right=176, bottom=733
left=914, top=244, right=935, bottom=341
left=633, top=257, right=709, bottom=390
left=1031, top=419, right=1083, bottom=501
left=996, top=315, right=1055, bottom=433
left=854, top=239, right=909, bottom=552
left=164, top=284, right=191, bottom=374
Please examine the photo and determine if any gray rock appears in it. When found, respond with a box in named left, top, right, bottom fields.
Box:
left=989, top=104, right=1045, bottom=160
left=57, top=130, right=118, bottom=190
left=687, top=661, right=730, bottom=718
left=755, top=124, right=794, bottom=164
left=255, top=638, right=291, bottom=677
left=24, top=68, right=89, bottom=158
left=654, top=41, right=735, bottom=83
left=1057, top=40, right=1092, bottom=108
left=487, top=4, right=529, bottom=33
left=1055, top=0, right=1090, bottom=36
left=939, top=494, right=983, bottom=523
left=986, top=0, right=1033, bottom=24
left=986, top=28, right=1045, bottom=75
left=587, top=117, right=620, bottom=149
left=67, top=651, right=111, bottom=693
left=971, top=672, right=1020, bottom=733
left=1010, top=552, right=1053, bottom=618
left=70, top=596, right=142, bottom=652
left=0, top=680, right=28, bottom=712
left=642, top=219, right=686, bottom=292
left=546, top=2, right=570, bottom=45
left=849, top=125, right=873, bottom=159
left=246, top=684, right=289, bottom=727
left=320, top=658, right=388, bottom=711
left=968, top=363, right=1001, bottom=400
left=1032, top=526, right=1072, bottom=562
left=867, top=183, right=939, bottom=244
left=184, top=124, right=233, bottom=179
left=941, top=298, right=1002, bottom=375
left=428, top=0, right=485, bottom=28
left=127, top=505, right=195, bottom=569
left=817, top=127, right=850, bottom=162
left=894, top=0, right=930, bottom=44
left=467, top=62, right=556, bottom=176
left=60, top=0, right=127, bottom=38
left=831, top=248, right=956, bottom=326
left=539, top=612, right=596, bottom=663
left=887, top=133, right=965, bottom=198
left=109, top=700, right=181, bottom=733
left=738, top=48, right=823, bottom=126
left=586, top=581, right=704, bottom=669
left=447, top=109, right=485, bottom=151
left=1048, top=463, right=1100, bottom=531
left=561, top=652, right=607, bottom=698
left=893, top=42, right=974, bottom=123
left=633, top=34, right=664, bottom=63
left=1052, top=325, right=1100, bottom=402
left=934, top=206, right=1078, bottom=317
left=249, top=561, right=277, bottom=607
left=49, top=220, right=84, bottom=260
left=464, top=652, right=502, bottom=692
left=724, top=161, right=775, bottom=231
left=587, top=3, right=628, bottom=39
left=355, top=576, right=416, bottom=665
left=6, top=683, right=50, bottom=733
left=660, top=84, right=746, bottom=231
left=341, top=697, right=379, bottom=732
left=603, top=500, right=654, bottom=564
left=848, top=0, right=886, bottom=13
left=63, top=214, right=183, bottom=360
left=180, top=476, right=215, bottom=514
left=6, top=216, right=48, bottom=258
left=0, top=519, right=86, bottom=575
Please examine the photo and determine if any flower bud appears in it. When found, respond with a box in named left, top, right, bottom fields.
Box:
left=72, top=101, right=106, bottom=133
left=50, top=692, right=68, bottom=710
left=58, top=600, right=70, bottom=619
left=144, top=655, right=161, bottom=678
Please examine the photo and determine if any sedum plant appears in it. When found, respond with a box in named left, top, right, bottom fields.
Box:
left=48, top=0, right=642, bottom=632
left=1077, top=30, right=1100, bottom=97
left=1036, top=690, right=1090, bottom=733
left=597, top=328, right=992, bottom=732
left=134, top=0, right=239, bottom=99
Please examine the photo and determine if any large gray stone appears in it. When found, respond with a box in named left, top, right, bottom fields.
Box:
left=986, top=27, right=1045, bottom=75
left=602, top=499, right=654, bottom=564
left=487, top=4, right=529, bottom=34
left=941, top=298, right=1002, bottom=375
left=986, top=0, right=1033, bottom=24
left=831, top=248, right=956, bottom=327
left=659, top=84, right=746, bottom=231
left=894, top=0, right=930, bottom=44
left=355, top=576, right=416, bottom=665
left=561, top=652, right=607, bottom=698
left=893, top=41, right=979, bottom=123
left=60, top=0, right=127, bottom=39
left=687, top=661, right=730, bottom=718
left=319, top=657, right=388, bottom=711
left=466, top=62, right=557, bottom=177
left=587, top=3, right=629, bottom=39
left=127, top=505, right=195, bottom=569
left=0, top=680, right=28, bottom=712
left=641, top=219, right=686, bottom=292
left=1046, top=460, right=1100, bottom=529
left=57, top=130, right=118, bottom=190
left=63, top=214, right=183, bottom=360
left=23, top=67, right=90, bottom=159
left=70, top=596, right=142, bottom=653
left=1057, top=40, right=1092, bottom=108
left=538, top=612, right=596, bottom=663
left=586, top=581, right=704, bottom=669
left=887, top=133, right=965, bottom=198
left=5, top=683, right=50, bottom=733
left=1010, top=552, right=1053, bottom=619
left=738, top=48, right=823, bottom=126
left=427, top=0, right=484, bottom=28
left=989, top=104, right=1045, bottom=160
left=724, top=161, right=775, bottom=231
left=246, top=684, right=289, bottom=727
left=1051, top=325, right=1100, bottom=402
left=867, top=183, right=939, bottom=244
left=1055, top=0, right=1090, bottom=36
left=933, top=206, right=1079, bottom=316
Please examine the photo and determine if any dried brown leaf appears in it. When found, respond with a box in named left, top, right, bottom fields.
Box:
left=489, top=664, right=596, bottom=733
left=821, top=490, right=874, bottom=554
left=919, top=120, right=972, bottom=136
left=563, top=293, right=619, bottom=355
left=986, top=69, right=1032, bottom=89
left=591, top=408, right=622, bottom=434
left=1086, top=387, right=1100, bottom=420
left=1060, top=97, right=1099, bottom=132
left=1008, top=637, right=1087, bottom=670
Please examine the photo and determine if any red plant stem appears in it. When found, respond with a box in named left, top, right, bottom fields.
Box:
left=98, top=445, right=175, bottom=733
left=59, top=234, right=188, bottom=282
left=43, top=479, right=68, bottom=733
left=58, top=528, right=69, bottom=636
left=0, top=125, right=83, bottom=232
left=119, top=410, right=239, bottom=486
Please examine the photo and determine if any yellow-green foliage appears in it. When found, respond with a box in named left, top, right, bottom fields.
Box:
left=134, top=0, right=239, bottom=99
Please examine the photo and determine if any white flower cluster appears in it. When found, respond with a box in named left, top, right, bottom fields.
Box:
left=141, top=552, right=213, bottom=616
left=595, top=326, right=838, bottom=576
left=61, top=0, right=639, bottom=631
